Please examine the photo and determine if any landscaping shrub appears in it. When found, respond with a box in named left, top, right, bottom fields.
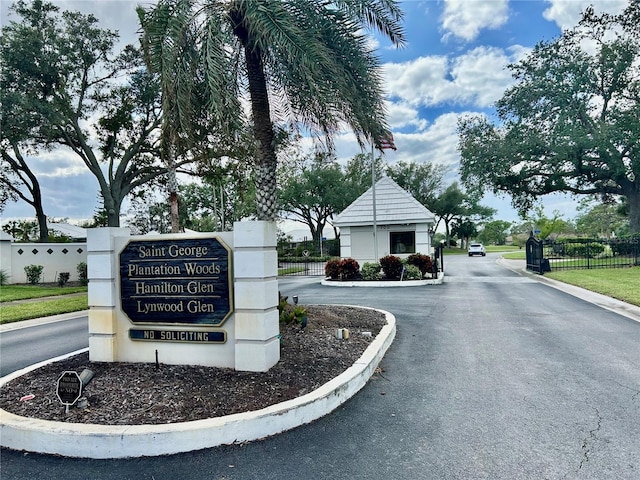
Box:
left=24, top=264, right=44, bottom=285
left=407, top=253, right=432, bottom=277
left=277, top=291, right=307, bottom=325
left=361, top=262, right=383, bottom=281
left=58, top=272, right=70, bottom=287
left=338, top=258, right=360, bottom=280
left=563, top=242, right=605, bottom=258
left=325, top=259, right=341, bottom=279
left=609, top=235, right=639, bottom=256
left=0, top=269, right=8, bottom=286
left=379, top=255, right=403, bottom=280
left=77, top=262, right=88, bottom=285
left=403, top=264, right=422, bottom=280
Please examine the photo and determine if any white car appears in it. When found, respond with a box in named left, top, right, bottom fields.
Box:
left=468, top=243, right=486, bottom=256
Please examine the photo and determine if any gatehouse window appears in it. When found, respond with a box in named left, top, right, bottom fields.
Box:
left=390, top=231, right=415, bottom=254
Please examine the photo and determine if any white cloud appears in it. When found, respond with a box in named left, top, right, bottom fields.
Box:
left=391, top=112, right=463, bottom=170
left=383, top=56, right=449, bottom=106
left=542, top=1, right=628, bottom=57
left=542, top=0, right=627, bottom=31
left=331, top=112, right=467, bottom=173
left=384, top=46, right=525, bottom=108
left=26, top=150, right=88, bottom=177
left=440, top=0, right=509, bottom=42
left=386, top=102, right=428, bottom=131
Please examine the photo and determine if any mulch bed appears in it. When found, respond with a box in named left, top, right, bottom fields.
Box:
left=0, top=305, right=387, bottom=425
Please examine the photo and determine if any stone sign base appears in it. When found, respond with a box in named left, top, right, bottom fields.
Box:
left=87, top=221, right=280, bottom=372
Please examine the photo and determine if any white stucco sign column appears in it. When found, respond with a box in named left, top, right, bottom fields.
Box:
left=232, top=221, right=280, bottom=371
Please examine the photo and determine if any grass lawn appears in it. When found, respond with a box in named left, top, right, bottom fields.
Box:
left=278, top=266, right=308, bottom=275
left=1, top=284, right=89, bottom=324
left=0, top=294, right=88, bottom=324
left=445, top=245, right=521, bottom=255
left=0, top=284, right=87, bottom=302
left=485, top=245, right=521, bottom=253
left=546, top=267, right=640, bottom=307
left=502, top=251, right=526, bottom=260
left=443, top=248, right=468, bottom=255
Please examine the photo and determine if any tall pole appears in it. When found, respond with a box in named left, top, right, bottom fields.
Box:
left=372, top=141, right=378, bottom=261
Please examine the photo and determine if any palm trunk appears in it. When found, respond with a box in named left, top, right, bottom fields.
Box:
left=237, top=22, right=278, bottom=221
left=168, top=163, right=180, bottom=233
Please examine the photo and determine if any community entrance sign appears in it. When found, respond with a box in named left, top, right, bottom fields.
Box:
left=119, top=237, right=232, bottom=326
left=87, top=224, right=279, bottom=372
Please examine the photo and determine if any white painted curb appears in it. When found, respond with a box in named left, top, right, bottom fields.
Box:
left=321, top=272, right=444, bottom=287
left=0, top=307, right=395, bottom=459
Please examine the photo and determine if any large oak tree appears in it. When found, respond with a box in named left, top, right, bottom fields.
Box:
left=458, top=2, right=640, bottom=233
left=1, top=0, right=173, bottom=229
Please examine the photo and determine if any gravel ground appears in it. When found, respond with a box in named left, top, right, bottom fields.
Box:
left=0, top=305, right=386, bottom=425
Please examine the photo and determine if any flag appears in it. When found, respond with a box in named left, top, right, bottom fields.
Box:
left=377, top=133, right=397, bottom=151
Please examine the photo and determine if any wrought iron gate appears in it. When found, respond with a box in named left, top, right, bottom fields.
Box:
left=526, top=233, right=549, bottom=274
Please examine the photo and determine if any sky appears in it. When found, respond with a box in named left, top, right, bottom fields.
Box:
left=0, top=0, right=631, bottom=229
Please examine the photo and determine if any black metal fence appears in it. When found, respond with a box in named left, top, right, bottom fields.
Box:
left=278, top=257, right=333, bottom=276
left=277, top=238, right=339, bottom=276
left=526, top=235, right=639, bottom=274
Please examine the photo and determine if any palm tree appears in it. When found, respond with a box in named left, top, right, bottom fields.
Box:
left=137, top=0, right=405, bottom=221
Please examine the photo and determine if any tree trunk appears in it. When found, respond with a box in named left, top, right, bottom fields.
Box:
left=34, top=204, right=48, bottom=242
left=243, top=35, right=277, bottom=221
left=104, top=195, right=121, bottom=227
left=168, top=165, right=180, bottom=233
left=627, top=189, right=640, bottom=235
left=30, top=183, right=48, bottom=241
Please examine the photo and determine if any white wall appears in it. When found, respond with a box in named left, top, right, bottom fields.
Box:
left=0, top=239, right=87, bottom=284
left=339, top=223, right=433, bottom=267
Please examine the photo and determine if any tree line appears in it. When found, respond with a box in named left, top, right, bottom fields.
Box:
left=2, top=0, right=637, bottom=242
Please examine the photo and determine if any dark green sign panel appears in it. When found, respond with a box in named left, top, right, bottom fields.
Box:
left=120, top=237, right=232, bottom=326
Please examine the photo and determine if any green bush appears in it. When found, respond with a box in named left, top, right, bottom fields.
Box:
left=58, top=272, right=70, bottom=287
left=277, top=291, right=307, bottom=325
left=0, top=269, right=9, bottom=285
left=77, top=262, right=88, bottom=285
left=563, top=242, right=605, bottom=258
left=609, top=236, right=639, bottom=256
left=281, top=255, right=330, bottom=263
left=379, top=255, right=403, bottom=280
left=361, top=262, right=383, bottom=281
left=24, top=264, right=44, bottom=285
left=403, top=264, right=422, bottom=280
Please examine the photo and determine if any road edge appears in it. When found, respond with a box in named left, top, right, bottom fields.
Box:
left=497, top=258, right=640, bottom=324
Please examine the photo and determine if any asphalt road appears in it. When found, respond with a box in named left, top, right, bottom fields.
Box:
left=1, top=254, right=639, bottom=479
left=0, top=316, right=88, bottom=377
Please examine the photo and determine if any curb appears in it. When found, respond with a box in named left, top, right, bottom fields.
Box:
left=0, top=307, right=396, bottom=459
left=321, top=272, right=444, bottom=287
left=1, top=310, right=90, bottom=333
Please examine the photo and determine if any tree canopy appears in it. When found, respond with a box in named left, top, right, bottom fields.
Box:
left=278, top=152, right=352, bottom=245
left=458, top=1, right=640, bottom=233
left=138, top=0, right=405, bottom=221
left=429, top=182, right=495, bottom=245
left=0, top=0, right=171, bottom=228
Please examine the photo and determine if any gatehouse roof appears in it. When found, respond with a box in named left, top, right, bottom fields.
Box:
left=333, top=176, right=435, bottom=227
